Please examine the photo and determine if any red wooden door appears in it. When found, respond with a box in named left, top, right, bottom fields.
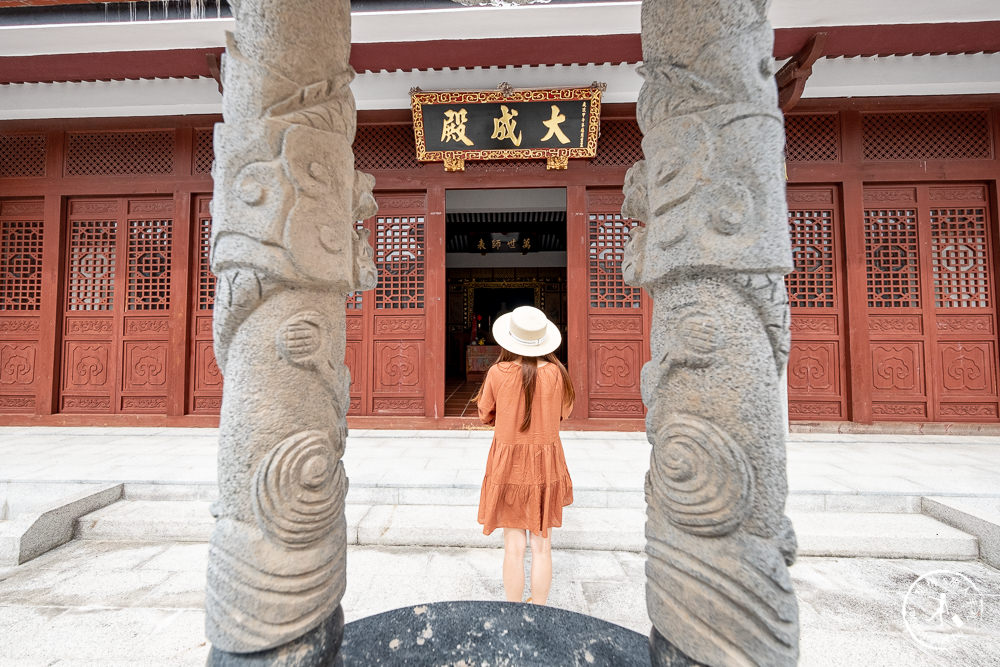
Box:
left=863, top=184, right=999, bottom=421
left=349, top=193, right=429, bottom=416
left=59, top=197, right=175, bottom=414
left=584, top=189, right=647, bottom=419
left=0, top=199, right=46, bottom=413
left=188, top=194, right=222, bottom=414
left=786, top=187, right=849, bottom=420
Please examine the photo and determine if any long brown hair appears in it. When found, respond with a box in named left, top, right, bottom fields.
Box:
left=474, top=349, right=576, bottom=431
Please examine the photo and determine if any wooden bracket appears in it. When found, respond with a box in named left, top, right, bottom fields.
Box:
left=206, top=53, right=223, bottom=94
left=776, top=32, right=827, bottom=112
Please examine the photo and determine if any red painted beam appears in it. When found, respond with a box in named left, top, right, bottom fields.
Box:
left=1, top=22, right=998, bottom=85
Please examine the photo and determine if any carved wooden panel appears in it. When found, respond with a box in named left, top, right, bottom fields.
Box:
left=194, top=340, right=223, bottom=393
left=0, top=342, right=36, bottom=386
left=939, top=343, right=994, bottom=394
left=0, top=317, right=40, bottom=336
left=63, top=341, right=111, bottom=391
left=345, top=341, right=361, bottom=397
left=588, top=314, right=642, bottom=337
left=868, top=315, right=923, bottom=336
left=788, top=342, right=839, bottom=394
left=871, top=343, right=924, bottom=394
left=788, top=401, right=843, bottom=419
left=937, top=315, right=993, bottom=335
left=374, top=316, right=425, bottom=338
left=938, top=403, right=999, bottom=419
left=373, top=342, right=423, bottom=393
left=124, top=317, right=169, bottom=336
left=871, top=402, right=928, bottom=420
left=588, top=342, right=640, bottom=392
left=789, top=315, right=838, bottom=335
left=588, top=399, right=644, bottom=418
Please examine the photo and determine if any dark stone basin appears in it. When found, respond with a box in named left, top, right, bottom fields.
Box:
left=340, top=600, right=651, bottom=666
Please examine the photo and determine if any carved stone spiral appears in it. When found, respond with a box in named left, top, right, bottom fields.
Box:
left=252, top=430, right=344, bottom=549
left=649, top=414, right=754, bottom=536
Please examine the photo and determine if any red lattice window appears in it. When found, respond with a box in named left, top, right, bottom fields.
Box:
left=787, top=210, right=836, bottom=308
left=0, top=220, right=44, bottom=311
left=346, top=220, right=364, bottom=310
left=0, top=134, right=46, bottom=178
left=588, top=213, right=641, bottom=308
left=375, top=216, right=424, bottom=308
left=65, top=131, right=175, bottom=176
left=197, top=213, right=215, bottom=310
left=127, top=219, right=172, bottom=310
left=67, top=219, right=117, bottom=311
left=785, top=114, right=840, bottom=162
left=864, top=209, right=920, bottom=308
left=193, top=129, right=214, bottom=175
left=930, top=208, right=991, bottom=308
left=862, top=111, right=992, bottom=161
left=591, top=119, right=643, bottom=166
left=354, top=124, right=422, bottom=171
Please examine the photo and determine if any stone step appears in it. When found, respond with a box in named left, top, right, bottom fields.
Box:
left=73, top=500, right=980, bottom=560
left=121, top=482, right=928, bottom=514
left=921, top=496, right=1000, bottom=568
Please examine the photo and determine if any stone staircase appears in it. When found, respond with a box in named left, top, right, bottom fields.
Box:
left=69, top=482, right=993, bottom=563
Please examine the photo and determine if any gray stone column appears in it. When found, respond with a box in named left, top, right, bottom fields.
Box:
left=623, top=1, right=800, bottom=665
left=205, top=0, right=376, bottom=663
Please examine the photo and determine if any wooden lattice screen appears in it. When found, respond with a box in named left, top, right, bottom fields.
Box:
left=193, top=129, right=215, bottom=175
left=64, top=131, right=175, bottom=176
left=785, top=114, right=840, bottom=163
left=590, top=119, right=643, bottom=167
left=862, top=111, right=993, bottom=161
left=0, top=134, right=47, bottom=178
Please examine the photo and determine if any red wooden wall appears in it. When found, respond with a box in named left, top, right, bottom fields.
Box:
left=2, top=98, right=1000, bottom=426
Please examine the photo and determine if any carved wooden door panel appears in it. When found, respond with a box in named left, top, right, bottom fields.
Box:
left=188, top=195, right=222, bottom=414
left=585, top=189, right=647, bottom=419
left=367, top=194, right=428, bottom=416
left=59, top=197, right=175, bottom=414
left=786, top=187, right=848, bottom=420
left=863, top=184, right=999, bottom=421
left=0, top=199, right=46, bottom=413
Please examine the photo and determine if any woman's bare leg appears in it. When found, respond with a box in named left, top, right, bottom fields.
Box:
left=528, top=531, right=552, bottom=605
left=502, top=528, right=527, bottom=602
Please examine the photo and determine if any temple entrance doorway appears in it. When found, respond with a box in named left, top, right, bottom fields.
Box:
left=443, top=188, right=568, bottom=417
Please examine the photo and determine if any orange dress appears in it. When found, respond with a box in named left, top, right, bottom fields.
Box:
left=477, top=361, right=574, bottom=538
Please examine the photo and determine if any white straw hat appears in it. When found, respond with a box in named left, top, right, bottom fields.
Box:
left=491, top=306, right=562, bottom=357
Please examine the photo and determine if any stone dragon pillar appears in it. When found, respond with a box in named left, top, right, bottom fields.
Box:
left=623, top=1, right=800, bottom=665
left=204, top=0, right=376, bottom=663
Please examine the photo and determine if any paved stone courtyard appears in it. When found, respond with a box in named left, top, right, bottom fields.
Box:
left=2, top=538, right=999, bottom=666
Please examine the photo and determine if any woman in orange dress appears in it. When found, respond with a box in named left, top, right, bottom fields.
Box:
left=476, top=306, right=575, bottom=605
